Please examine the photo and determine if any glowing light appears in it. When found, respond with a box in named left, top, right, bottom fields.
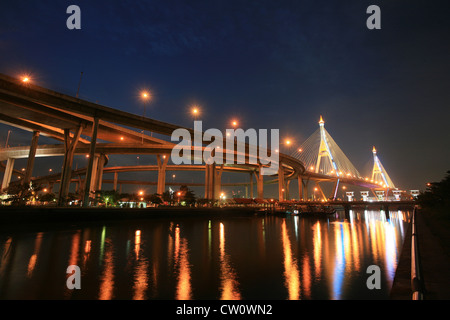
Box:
left=141, top=91, right=150, bottom=99
left=22, top=76, right=30, bottom=83
left=319, top=115, right=324, bottom=124
left=310, top=166, right=314, bottom=170
left=298, top=148, right=303, bottom=152
left=285, top=139, right=291, bottom=145
left=120, top=136, right=124, bottom=141
left=139, top=191, right=144, bottom=196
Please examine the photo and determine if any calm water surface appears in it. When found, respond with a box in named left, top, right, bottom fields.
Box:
left=0, top=209, right=410, bottom=300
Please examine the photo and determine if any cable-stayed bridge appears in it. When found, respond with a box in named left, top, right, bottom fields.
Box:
left=0, top=73, right=410, bottom=206
left=290, top=116, right=398, bottom=201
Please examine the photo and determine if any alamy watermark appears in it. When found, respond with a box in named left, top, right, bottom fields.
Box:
left=366, top=265, right=381, bottom=290
left=66, top=265, right=81, bottom=289
left=65, top=4, right=381, bottom=31
left=171, top=121, right=280, bottom=175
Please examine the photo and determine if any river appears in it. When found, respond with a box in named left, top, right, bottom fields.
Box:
left=0, top=209, right=410, bottom=300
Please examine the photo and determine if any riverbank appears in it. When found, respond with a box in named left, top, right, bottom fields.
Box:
left=390, top=208, right=450, bottom=299
left=0, top=206, right=262, bottom=233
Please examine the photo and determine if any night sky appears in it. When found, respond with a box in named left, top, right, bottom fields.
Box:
left=1, top=0, right=449, bottom=194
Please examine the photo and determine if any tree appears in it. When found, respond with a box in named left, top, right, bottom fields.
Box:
left=162, top=190, right=173, bottom=204
left=95, top=190, right=121, bottom=206
left=39, top=192, right=56, bottom=203
left=146, top=193, right=163, bottom=205
left=2, top=182, right=42, bottom=206
left=418, top=170, right=450, bottom=210
left=179, top=185, right=196, bottom=206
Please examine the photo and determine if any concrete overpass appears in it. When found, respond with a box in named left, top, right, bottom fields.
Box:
left=0, top=73, right=310, bottom=205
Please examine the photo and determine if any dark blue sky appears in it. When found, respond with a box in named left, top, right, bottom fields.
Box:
left=1, top=0, right=449, bottom=192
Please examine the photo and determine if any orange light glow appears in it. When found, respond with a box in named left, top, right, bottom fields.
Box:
left=22, top=76, right=30, bottom=83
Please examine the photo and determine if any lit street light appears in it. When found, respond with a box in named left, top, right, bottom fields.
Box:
left=140, top=90, right=151, bottom=141
left=191, top=106, right=200, bottom=121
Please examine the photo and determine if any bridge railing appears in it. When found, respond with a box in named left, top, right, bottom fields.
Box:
left=411, top=206, right=424, bottom=300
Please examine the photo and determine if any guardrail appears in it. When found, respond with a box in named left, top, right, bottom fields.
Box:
left=411, top=206, right=424, bottom=300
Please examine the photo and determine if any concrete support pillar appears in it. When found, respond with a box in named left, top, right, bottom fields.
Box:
left=156, top=154, right=169, bottom=195
left=1, top=158, right=15, bottom=191
left=285, top=179, right=290, bottom=200
left=278, top=165, right=285, bottom=201
left=22, top=131, right=40, bottom=185
left=204, top=164, right=215, bottom=200
left=213, top=164, right=223, bottom=200
left=89, top=154, right=99, bottom=195
left=249, top=172, right=254, bottom=198
left=303, top=179, right=309, bottom=200
left=113, top=172, right=118, bottom=191
left=95, top=154, right=107, bottom=191
left=257, top=164, right=264, bottom=199
left=83, top=118, right=99, bottom=207
left=58, top=126, right=82, bottom=206
left=204, top=164, right=209, bottom=199
left=298, top=176, right=303, bottom=201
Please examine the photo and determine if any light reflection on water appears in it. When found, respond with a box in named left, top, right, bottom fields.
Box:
left=0, top=209, right=410, bottom=300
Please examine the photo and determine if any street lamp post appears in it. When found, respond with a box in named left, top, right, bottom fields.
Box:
left=5, top=130, right=11, bottom=148
left=140, top=91, right=151, bottom=142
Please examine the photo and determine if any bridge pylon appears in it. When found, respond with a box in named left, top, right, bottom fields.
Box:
left=371, top=146, right=395, bottom=189
left=293, top=116, right=362, bottom=200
